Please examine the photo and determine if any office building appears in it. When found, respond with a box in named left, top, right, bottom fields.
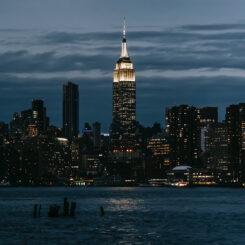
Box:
left=199, top=107, right=218, bottom=152
left=226, top=103, right=245, bottom=182
left=205, top=122, right=229, bottom=170
left=63, top=82, right=79, bottom=139
left=93, top=122, right=101, bottom=151
left=32, top=99, right=49, bottom=134
left=199, top=107, right=218, bottom=127
left=166, top=105, right=200, bottom=168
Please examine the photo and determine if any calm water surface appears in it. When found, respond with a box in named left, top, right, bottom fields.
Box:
left=0, top=187, right=245, bottom=244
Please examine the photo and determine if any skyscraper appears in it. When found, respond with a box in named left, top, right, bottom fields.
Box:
left=199, top=107, right=218, bottom=127
left=226, top=103, right=245, bottom=182
left=111, top=20, right=136, bottom=151
left=63, top=82, right=79, bottom=139
left=166, top=105, right=201, bottom=168
left=198, top=107, right=218, bottom=152
left=9, top=99, right=49, bottom=137
left=204, top=122, right=229, bottom=170
left=93, top=122, right=101, bottom=151
left=32, top=99, right=49, bottom=134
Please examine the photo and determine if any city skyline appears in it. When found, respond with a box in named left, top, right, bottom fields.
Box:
left=2, top=1, right=245, bottom=130
left=2, top=2, right=245, bottom=244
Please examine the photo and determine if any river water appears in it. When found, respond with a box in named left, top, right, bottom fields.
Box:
left=0, top=187, right=245, bottom=244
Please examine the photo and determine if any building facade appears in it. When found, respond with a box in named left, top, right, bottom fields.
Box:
left=226, top=103, right=245, bottom=182
left=63, top=82, right=79, bottom=139
left=92, top=122, right=101, bottom=151
left=199, top=107, right=218, bottom=152
left=204, top=122, right=229, bottom=170
left=199, top=107, right=218, bottom=128
left=10, top=100, right=49, bottom=137
left=32, top=99, right=49, bottom=134
left=147, top=132, right=170, bottom=178
left=166, top=105, right=201, bottom=168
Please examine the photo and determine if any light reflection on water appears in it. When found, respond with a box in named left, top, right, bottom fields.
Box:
left=1, top=187, right=245, bottom=244
left=107, top=197, right=144, bottom=211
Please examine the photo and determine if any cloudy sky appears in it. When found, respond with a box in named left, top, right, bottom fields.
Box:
left=1, top=0, right=245, bottom=131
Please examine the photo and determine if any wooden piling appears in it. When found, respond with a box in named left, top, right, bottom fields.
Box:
left=48, top=204, right=60, bottom=217
left=38, top=204, right=42, bottom=217
left=63, top=197, right=69, bottom=216
left=100, top=206, right=105, bottom=216
left=33, top=204, right=37, bottom=217
left=70, top=202, right=76, bottom=217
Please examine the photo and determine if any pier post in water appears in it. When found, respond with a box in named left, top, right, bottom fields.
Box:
left=100, top=206, right=105, bottom=216
left=70, top=202, right=76, bottom=217
left=48, top=204, right=60, bottom=217
left=33, top=204, right=37, bottom=217
left=63, top=197, right=69, bottom=216
left=38, top=204, right=42, bottom=217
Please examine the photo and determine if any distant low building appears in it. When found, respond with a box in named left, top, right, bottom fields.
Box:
left=108, top=151, right=145, bottom=179
left=167, top=166, right=193, bottom=185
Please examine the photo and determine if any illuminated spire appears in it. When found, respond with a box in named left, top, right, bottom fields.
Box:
left=123, top=17, right=126, bottom=39
left=120, top=17, right=129, bottom=58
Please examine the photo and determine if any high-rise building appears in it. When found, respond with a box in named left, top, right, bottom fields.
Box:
left=199, top=107, right=218, bottom=127
left=32, top=99, right=49, bottom=134
left=20, top=109, right=33, bottom=133
left=93, top=122, right=101, bottom=151
left=147, top=132, right=170, bottom=158
left=10, top=112, right=23, bottom=137
left=198, top=107, right=218, bottom=152
left=111, top=20, right=136, bottom=151
left=10, top=100, right=49, bottom=137
left=204, top=122, right=229, bottom=170
left=147, top=132, right=170, bottom=170
left=0, top=122, right=8, bottom=139
left=166, top=105, right=201, bottom=168
left=63, top=82, right=79, bottom=139
left=226, top=103, right=245, bottom=182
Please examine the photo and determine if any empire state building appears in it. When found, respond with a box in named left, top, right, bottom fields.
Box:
left=111, top=21, right=136, bottom=151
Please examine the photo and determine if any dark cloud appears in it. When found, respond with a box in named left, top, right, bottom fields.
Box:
left=2, top=23, right=245, bottom=129
left=0, top=28, right=27, bottom=32
left=2, top=24, right=245, bottom=77
left=180, top=24, right=245, bottom=31
left=0, top=50, right=115, bottom=73
left=21, top=29, right=245, bottom=73
left=44, top=31, right=120, bottom=44
left=43, top=29, right=245, bottom=46
left=44, top=30, right=198, bottom=45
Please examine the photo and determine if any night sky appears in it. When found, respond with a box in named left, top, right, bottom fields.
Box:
left=1, top=0, right=245, bottom=131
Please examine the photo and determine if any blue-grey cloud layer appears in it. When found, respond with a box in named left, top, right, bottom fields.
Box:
left=1, top=23, right=245, bottom=129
